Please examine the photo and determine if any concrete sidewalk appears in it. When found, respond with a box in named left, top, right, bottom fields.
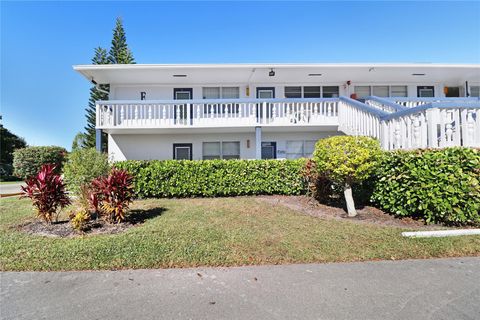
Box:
left=1, top=257, right=479, bottom=320
left=0, top=182, right=24, bottom=197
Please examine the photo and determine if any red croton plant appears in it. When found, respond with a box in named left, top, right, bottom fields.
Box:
left=21, top=164, right=71, bottom=224
left=90, top=168, right=134, bottom=223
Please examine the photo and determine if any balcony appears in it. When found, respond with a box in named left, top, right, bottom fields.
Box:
left=96, top=98, right=339, bottom=130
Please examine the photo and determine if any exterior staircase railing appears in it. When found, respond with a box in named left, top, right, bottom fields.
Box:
left=338, top=97, right=480, bottom=150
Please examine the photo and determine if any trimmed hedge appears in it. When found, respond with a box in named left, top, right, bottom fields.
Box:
left=115, top=159, right=307, bottom=198
left=371, top=148, right=480, bottom=226
left=13, top=146, right=67, bottom=179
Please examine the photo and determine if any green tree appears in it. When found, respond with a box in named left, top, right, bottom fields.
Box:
left=108, top=17, right=136, bottom=64
left=313, top=136, right=382, bottom=217
left=71, top=132, right=88, bottom=151
left=84, top=47, right=110, bottom=148
left=83, top=17, right=136, bottom=149
left=0, top=126, right=27, bottom=177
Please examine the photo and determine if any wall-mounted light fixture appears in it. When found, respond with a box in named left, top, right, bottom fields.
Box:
left=269, top=69, right=275, bottom=77
left=246, top=86, right=250, bottom=97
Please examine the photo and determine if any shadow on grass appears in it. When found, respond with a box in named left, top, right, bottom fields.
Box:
left=127, top=207, right=167, bottom=224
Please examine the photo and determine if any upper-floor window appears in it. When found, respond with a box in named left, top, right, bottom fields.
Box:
left=203, top=141, right=240, bottom=160
left=284, top=86, right=339, bottom=98
left=470, top=86, right=480, bottom=97
left=354, top=85, right=408, bottom=98
left=202, top=87, right=240, bottom=99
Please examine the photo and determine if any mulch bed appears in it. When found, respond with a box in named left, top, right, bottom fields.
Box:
left=17, top=219, right=136, bottom=238
left=258, top=195, right=442, bottom=229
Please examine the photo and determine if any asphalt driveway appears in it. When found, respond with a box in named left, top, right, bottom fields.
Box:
left=0, top=183, right=24, bottom=196
left=1, top=257, right=479, bottom=320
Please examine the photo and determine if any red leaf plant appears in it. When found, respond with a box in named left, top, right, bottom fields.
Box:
left=90, top=169, right=134, bottom=223
left=21, top=164, right=71, bottom=224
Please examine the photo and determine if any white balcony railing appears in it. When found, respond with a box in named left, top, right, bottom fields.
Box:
left=96, top=98, right=339, bottom=129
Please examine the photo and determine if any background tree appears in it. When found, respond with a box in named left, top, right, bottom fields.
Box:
left=71, top=132, right=88, bottom=151
left=83, top=17, right=135, bottom=150
left=0, top=125, right=27, bottom=179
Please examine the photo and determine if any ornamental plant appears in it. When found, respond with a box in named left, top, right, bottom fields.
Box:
left=313, top=136, right=382, bottom=217
left=63, top=148, right=110, bottom=196
left=91, top=168, right=134, bottom=223
left=21, top=164, right=71, bottom=223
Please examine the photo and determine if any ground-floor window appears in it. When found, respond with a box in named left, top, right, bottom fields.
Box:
left=354, top=85, right=408, bottom=98
left=202, top=141, right=240, bottom=160
left=285, top=140, right=316, bottom=159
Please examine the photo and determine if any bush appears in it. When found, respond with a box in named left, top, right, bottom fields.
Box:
left=13, top=146, right=67, bottom=179
left=371, top=147, right=480, bottom=226
left=63, top=148, right=110, bottom=196
left=21, top=164, right=71, bottom=223
left=312, top=136, right=382, bottom=216
left=91, top=169, right=134, bottom=223
left=115, top=159, right=307, bottom=198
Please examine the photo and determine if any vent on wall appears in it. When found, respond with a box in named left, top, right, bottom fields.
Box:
left=412, top=73, right=426, bottom=76
left=173, top=74, right=187, bottom=77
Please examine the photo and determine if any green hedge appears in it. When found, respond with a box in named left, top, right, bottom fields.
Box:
left=371, top=148, right=480, bottom=226
left=115, top=159, right=307, bottom=198
left=13, top=146, right=67, bottom=179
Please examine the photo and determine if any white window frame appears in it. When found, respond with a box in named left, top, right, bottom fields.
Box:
left=284, top=86, right=339, bottom=98
left=355, top=85, right=408, bottom=98
left=285, top=140, right=317, bottom=159
left=202, top=141, right=240, bottom=160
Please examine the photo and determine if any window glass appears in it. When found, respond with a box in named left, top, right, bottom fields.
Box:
left=372, top=86, right=389, bottom=97
left=203, top=142, right=221, bottom=160
left=222, top=141, right=240, bottom=159
left=304, top=141, right=317, bottom=157
left=286, top=141, right=304, bottom=159
left=322, top=86, right=339, bottom=98
left=222, top=87, right=240, bottom=99
left=355, top=86, right=371, bottom=98
left=203, top=87, right=220, bottom=99
left=391, top=86, right=408, bottom=97
left=303, top=86, right=321, bottom=98
left=470, top=86, right=480, bottom=97
left=284, top=86, right=302, bottom=98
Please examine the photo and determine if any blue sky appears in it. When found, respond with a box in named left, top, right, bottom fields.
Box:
left=2, top=1, right=479, bottom=150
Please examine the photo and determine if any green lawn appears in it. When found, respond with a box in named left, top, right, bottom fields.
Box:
left=1, top=197, right=479, bottom=271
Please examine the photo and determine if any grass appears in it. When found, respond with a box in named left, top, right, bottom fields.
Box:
left=1, top=196, right=479, bottom=271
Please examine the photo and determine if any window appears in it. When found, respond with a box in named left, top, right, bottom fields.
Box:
left=322, top=86, right=339, bottom=98
left=303, top=86, right=321, bottom=98
left=372, top=86, right=389, bottom=97
left=354, top=86, right=371, bottom=98
left=470, top=86, right=480, bottom=97
left=286, top=140, right=317, bottom=159
left=284, top=86, right=339, bottom=98
left=173, top=144, right=192, bottom=160
left=202, top=141, right=240, bottom=160
left=202, top=87, right=240, bottom=99
left=285, top=86, right=302, bottom=98
left=391, top=86, right=408, bottom=97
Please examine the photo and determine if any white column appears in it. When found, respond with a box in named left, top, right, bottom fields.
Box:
left=255, top=126, right=262, bottom=160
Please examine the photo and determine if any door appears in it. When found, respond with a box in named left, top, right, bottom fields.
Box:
left=417, top=86, right=435, bottom=97
left=261, top=142, right=277, bottom=159
left=173, top=88, right=193, bottom=125
left=256, top=87, right=275, bottom=122
left=173, top=143, right=192, bottom=160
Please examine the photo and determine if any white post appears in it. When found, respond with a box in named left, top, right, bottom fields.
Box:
left=255, top=126, right=262, bottom=160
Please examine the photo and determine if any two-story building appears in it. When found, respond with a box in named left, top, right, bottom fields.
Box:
left=74, top=63, right=480, bottom=161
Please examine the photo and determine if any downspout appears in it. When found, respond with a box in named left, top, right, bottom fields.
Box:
left=91, top=78, right=110, bottom=96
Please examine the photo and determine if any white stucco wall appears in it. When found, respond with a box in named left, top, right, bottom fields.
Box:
left=108, top=130, right=340, bottom=161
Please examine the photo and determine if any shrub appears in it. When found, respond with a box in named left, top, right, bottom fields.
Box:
left=313, top=136, right=382, bottom=217
left=68, top=185, right=94, bottom=231
left=114, top=159, right=308, bottom=198
left=91, top=169, right=134, bottom=223
left=21, top=164, right=71, bottom=223
left=13, top=146, right=67, bottom=179
left=63, top=148, right=110, bottom=196
left=371, top=148, right=480, bottom=225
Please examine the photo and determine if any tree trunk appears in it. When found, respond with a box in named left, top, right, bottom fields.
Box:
left=344, top=183, right=357, bottom=217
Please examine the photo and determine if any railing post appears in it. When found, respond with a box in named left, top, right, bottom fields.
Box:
left=426, top=108, right=439, bottom=148
left=262, top=102, right=267, bottom=124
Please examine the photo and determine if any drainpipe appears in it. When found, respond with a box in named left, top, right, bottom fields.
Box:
left=91, top=78, right=110, bottom=96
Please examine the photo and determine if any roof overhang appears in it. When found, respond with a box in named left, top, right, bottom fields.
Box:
left=73, top=63, right=480, bottom=85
